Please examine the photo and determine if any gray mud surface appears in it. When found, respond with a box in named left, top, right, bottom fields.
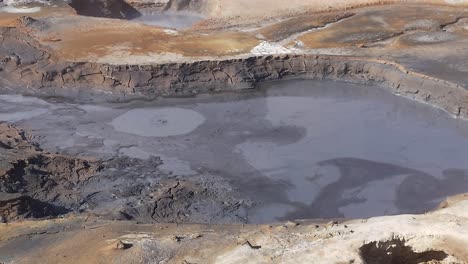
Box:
left=3, top=79, right=468, bottom=224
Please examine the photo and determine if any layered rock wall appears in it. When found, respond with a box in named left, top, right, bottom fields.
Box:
left=1, top=26, right=467, bottom=118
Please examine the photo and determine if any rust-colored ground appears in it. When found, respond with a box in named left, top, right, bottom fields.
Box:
left=258, top=12, right=355, bottom=42
left=29, top=17, right=259, bottom=63
left=3, top=2, right=467, bottom=65
left=295, top=4, right=468, bottom=49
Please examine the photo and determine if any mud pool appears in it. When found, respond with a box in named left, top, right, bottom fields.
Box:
left=130, top=12, right=204, bottom=29
left=3, top=79, right=468, bottom=223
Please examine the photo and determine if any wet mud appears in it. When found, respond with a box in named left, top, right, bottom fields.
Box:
left=2, top=79, right=468, bottom=224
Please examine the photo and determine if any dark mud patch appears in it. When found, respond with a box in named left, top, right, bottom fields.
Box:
left=0, top=122, right=249, bottom=224
left=360, top=238, right=449, bottom=264
left=87, top=156, right=249, bottom=224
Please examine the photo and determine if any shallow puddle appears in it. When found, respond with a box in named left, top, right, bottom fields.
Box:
left=3, top=79, right=468, bottom=223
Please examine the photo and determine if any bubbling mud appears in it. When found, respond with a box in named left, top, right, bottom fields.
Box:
left=110, top=108, right=205, bottom=137
left=3, top=79, right=468, bottom=223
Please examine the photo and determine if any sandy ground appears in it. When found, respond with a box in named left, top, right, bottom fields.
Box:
left=2, top=197, right=468, bottom=263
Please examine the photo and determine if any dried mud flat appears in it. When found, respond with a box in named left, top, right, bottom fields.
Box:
left=2, top=0, right=468, bottom=263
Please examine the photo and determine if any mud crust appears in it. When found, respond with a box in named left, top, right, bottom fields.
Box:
left=1, top=25, right=467, bottom=118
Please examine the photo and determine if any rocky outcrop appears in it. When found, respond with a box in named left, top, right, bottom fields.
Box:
left=0, top=123, right=102, bottom=222
left=69, top=0, right=141, bottom=19
left=1, top=25, right=467, bottom=118
left=0, top=122, right=249, bottom=224
left=0, top=195, right=67, bottom=223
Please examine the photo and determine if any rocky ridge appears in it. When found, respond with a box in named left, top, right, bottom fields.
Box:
left=1, top=24, right=467, bottom=118
left=0, top=122, right=100, bottom=222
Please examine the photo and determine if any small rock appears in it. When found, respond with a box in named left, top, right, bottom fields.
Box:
left=174, top=235, right=185, bottom=242
left=115, top=240, right=132, bottom=250
left=244, top=240, right=261, bottom=250
left=284, top=221, right=300, bottom=227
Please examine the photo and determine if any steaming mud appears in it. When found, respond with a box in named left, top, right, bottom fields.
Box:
left=0, top=6, right=41, bottom=13
left=130, top=12, right=204, bottom=29
left=3, top=79, right=468, bottom=223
